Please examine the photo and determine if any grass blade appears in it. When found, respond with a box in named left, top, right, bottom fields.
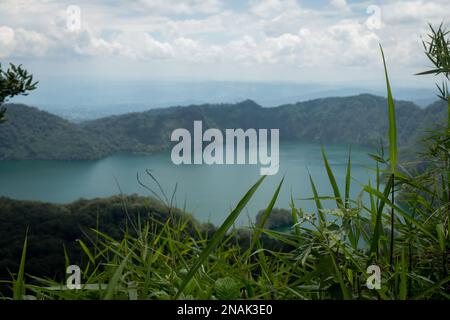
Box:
left=290, top=195, right=301, bottom=239
left=380, top=44, right=398, bottom=173
left=367, top=174, right=393, bottom=258
left=77, top=239, right=95, bottom=264
left=249, top=177, right=284, bottom=252
left=365, top=183, right=436, bottom=239
left=380, top=44, right=398, bottom=269
left=13, top=230, right=28, bottom=300
left=176, top=175, right=266, bottom=298
left=345, top=147, right=352, bottom=208
left=436, top=223, right=446, bottom=252
left=249, top=177, right=284, bottom=282
left=322, top=147, right=344, bottom=208
left=103, top=253, right=130, bottom=300
left=308, top=173, right=325, bottom=224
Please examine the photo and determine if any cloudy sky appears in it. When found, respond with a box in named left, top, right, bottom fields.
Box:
left=0, top=0, right=448, bottom=87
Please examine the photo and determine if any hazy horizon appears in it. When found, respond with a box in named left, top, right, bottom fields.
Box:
left=10, top=78, right=436, bottom=121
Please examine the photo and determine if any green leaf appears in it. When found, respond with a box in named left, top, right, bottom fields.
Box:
left=214, top=277, right=241, bottom=300
left=290, top=195, right=301, bottom=239
left=436, top=223, right=446, bottom=252
left=380, top=45, right=398, bottom=174
left=308, top=173, right=325, bottom=224
left=252, top=177, right=284, bottom=241
left=345, top=147, right=352, bottom=207
left=322, top=147, right=344, bottom=208
left=252, top=179, right=284, bottom=235
left=13, top=230, right=28, bottom=300
left=367, top=174, right=393, bottom=257
left=413, top=276, right=450, bottom=299
left=76, top=239, right=95, bottom=264
left=365, top=183, right=437, bottom=240
left=248, top=177, right=284, bottom=280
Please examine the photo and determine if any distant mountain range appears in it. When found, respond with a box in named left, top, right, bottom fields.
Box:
left=13, top=80, right=436, bottom=121
left=0, top=94, right=446, bottom=160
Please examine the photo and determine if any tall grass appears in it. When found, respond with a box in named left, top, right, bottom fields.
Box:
left=380, top=44, right=398, bottom=270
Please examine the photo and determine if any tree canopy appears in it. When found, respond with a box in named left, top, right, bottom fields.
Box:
left=0, top=63, right=37, bottom=123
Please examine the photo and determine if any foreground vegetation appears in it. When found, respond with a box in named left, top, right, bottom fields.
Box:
left=1, top=26, right=450, bottom=300
left=0, top=195, right=210, bottom=283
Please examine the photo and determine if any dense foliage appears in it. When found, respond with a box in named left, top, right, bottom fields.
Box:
left=0, top=63, right=37, bottom=123
left=0, top=197, right=296, bottom=288
left=0, top=195, right=201, bottom=284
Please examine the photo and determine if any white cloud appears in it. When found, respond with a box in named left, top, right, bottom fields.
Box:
left=14, top=28, right=51, bottom=57
left=327, top=20, right=380, bottom=65
left=143, top=35, right=174, bottom=59
left=224, top=19, right=380, bottom=67
left=250, top=0, right=285, bottom=18
left=330, top=0, right=350, bottom=13
left=381, top=0, right=449, bottom=24
left=0, top=0, right=445, bottom=82
left=0, top=26, right=51, bottom=58
left=138, top=0, right=223, bottom=15
left=0, top=26, right=15, bottom=58
left=249, top=0, right=304, bottom=21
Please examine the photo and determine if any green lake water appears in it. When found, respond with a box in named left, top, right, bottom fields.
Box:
left=0, top=143, right=374, bottom=225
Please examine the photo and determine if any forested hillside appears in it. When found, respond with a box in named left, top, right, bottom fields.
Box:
left=0, top=94, right=446, bottom=160
left=0, top=195, right=201, bottom=282
left=0, top=104, right=112, bottom=160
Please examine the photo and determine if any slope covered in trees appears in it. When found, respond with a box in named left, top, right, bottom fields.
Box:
left=0, top=94, right=446, bottom=160
left=0, top=195, right=202, bottom=282
left=0, top=104, right=112, bottom=160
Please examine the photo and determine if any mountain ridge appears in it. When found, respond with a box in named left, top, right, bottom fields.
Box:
left=0, top=94, right=446, bottom=160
